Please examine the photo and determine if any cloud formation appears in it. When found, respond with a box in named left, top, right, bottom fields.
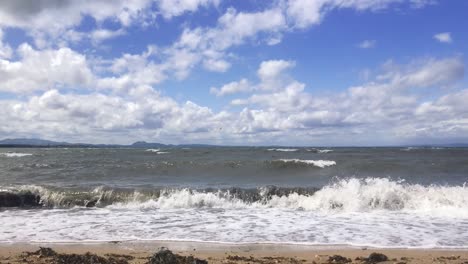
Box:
left=433, top=32, right=452, bottom=43
left=0, top=0, right=466, bottom=145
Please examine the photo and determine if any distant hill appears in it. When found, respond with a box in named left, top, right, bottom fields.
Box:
left=1, top=138, right=467, bottom=148
left=0, top=138, right=70, bottom=146
left=131, top=141, right=168, bottom=148
left=0, top=138, right=171, bottom=148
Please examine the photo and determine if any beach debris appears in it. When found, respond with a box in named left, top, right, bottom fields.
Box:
left=327, top=255, right=351, bottom=263
left=358, top=252, right=388, bottom=263
left=437, top=255, right=461, bottom=261
left=105, top=253, right=135, bottom=261
left=147, top=248, right=208, bottom=264
left=23, top=247, right=132, bottom=264
left=226, top=255, right=303, bottom=264
left=54, top=252, right=112, bottom=264
left=22, top=247, right=58, bottom=258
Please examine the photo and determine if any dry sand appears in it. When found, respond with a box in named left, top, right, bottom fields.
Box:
left=0, top=241, right=467, bottom=263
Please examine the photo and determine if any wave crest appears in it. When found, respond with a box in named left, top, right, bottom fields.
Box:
left=0, top=152, right=33, bottom=157
left=273, top=159, right=336, bottom=168
left=2, top=178, right=467, bottom=216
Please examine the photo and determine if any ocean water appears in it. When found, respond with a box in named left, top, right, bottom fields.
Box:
left=0, top=147, right=467, bottom=248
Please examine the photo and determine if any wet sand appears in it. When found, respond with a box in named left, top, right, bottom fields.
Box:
left=0, top=241, right=467, bottom=263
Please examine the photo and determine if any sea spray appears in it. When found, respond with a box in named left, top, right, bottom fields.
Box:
left=2, top=178, right=467, bottom=217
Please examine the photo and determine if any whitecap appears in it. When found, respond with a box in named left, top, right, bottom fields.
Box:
left=0, top=152, right=33, bottom=157
left=276, top=159, right=336, bottom=168
left=267, top=148, right=298, bottom=152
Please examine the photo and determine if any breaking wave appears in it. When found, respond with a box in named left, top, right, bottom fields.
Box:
left=267, top=148, right=298, bottom=152
left=2, top=178, right=467, bottom=216
left=273, top=159, right=336, bottom=168
left=146, top=149, right=169, bottom=154
left=145, top=149, right=160, bottom=152
left=0, top=152, right=33, bottom=157
left=307, top=149, right=333, bottom=153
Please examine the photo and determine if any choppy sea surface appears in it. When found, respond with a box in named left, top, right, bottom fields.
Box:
left=0, top=147, right=467, bottom=248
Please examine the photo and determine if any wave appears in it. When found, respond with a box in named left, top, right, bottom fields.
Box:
left=2, top=178, right=467, bottom=216
left=0, top=152, right=33, bottom=157
left=146, top=149, right=169, bottom=154
left=306, top=148, right=333, bottom=153
left=146, top=149, right=160, bottom=152
left=274, top=159, right=336, bottom=168
left=267, top=148, right=298, bottom=152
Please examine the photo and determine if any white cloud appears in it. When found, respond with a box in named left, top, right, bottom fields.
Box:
left=157, top=0, right=433, bottom=79
left=210, top=79, right=250, bottom=96
left=358, top=40, right=376, bottom=49
left=433, top=32, right=452, bottom=43
left=257, top=60, right=295, bottom=82
left=0, top=43, right=93, bottom=93
left=225, top=56, right=466, bottom=143
left=90, top=28, right=126, bottom=44
left=162, top=7, right=287, bottom=78
left=286, top=0, right=434, bottom=29
left=0, top=0, right=464, bottom=145
left=213, top=59, right=296, bottom=97
left=0, top=0, right=222, bottom=47
left=203, top=58, right=231, bottom=72
left=0, top=56, right=465, bottom=145
left=376, top=57, right=464, bottom=89
left=0, top=0, right=154, bottom=47
left=158, top=0, right=220, bottom=19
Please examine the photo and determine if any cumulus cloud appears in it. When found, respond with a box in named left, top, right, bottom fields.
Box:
left=156, top=0, right=433, bottom=78
left=433, top=32, right=452, bottom=43
left=0, top=43, right=93, bottom=93
left=211, top=59, right=295, bottom=97
left=210, top=79, right=251, bottom=96
left=0, top=56, right=466, bottom=145
left=0, top=0, right=155, bottom=47
left=257, top=60, right=295, bottom=82
left=224, top=56, right=466, bottom=144
left=0, top=0, right=223, bottom=47
left=0, top=0, right=464, bottom=145
left=97, top=46, right=167, bottom=92
left=158, top=0, right=220, bottom=19
left=90, top=28, right=127, bottom=44
left=162, top=7, right=287, bottom=78
left=286, top=0, right=433, bottom=29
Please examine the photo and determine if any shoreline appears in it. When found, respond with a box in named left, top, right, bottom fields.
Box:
left=2, top=240, right=468, bottom=251
left=1, top=241, right=468, bottom=263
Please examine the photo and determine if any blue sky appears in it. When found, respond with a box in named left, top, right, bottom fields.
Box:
left=0, top=0, right=466, bottom=145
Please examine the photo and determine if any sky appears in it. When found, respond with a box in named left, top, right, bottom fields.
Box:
left=0, top=0, right=467, bottom=146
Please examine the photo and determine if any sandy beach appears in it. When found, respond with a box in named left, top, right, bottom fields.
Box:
left=0, top=241, right=467, bottom=264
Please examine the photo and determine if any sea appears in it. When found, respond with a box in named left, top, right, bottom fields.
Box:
left=0, top=147, right=467, bottom=248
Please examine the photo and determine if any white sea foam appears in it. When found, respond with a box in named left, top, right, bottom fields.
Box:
left=317, top=149, right=333, bottom=153
left=267, top=148, right=298, bottom=152
left=146, top=149, right=169, bottom=154
left=110, top=178, right=467, bottom=216
left=276, top=159, right=336, bottom=168
left=1, top=178, right=468, bottom=247
left=146, top=149, right=160, bottom=152
left=0, top=152, right=33, bottom=157
left=9, top=178, right=468, bottom=215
